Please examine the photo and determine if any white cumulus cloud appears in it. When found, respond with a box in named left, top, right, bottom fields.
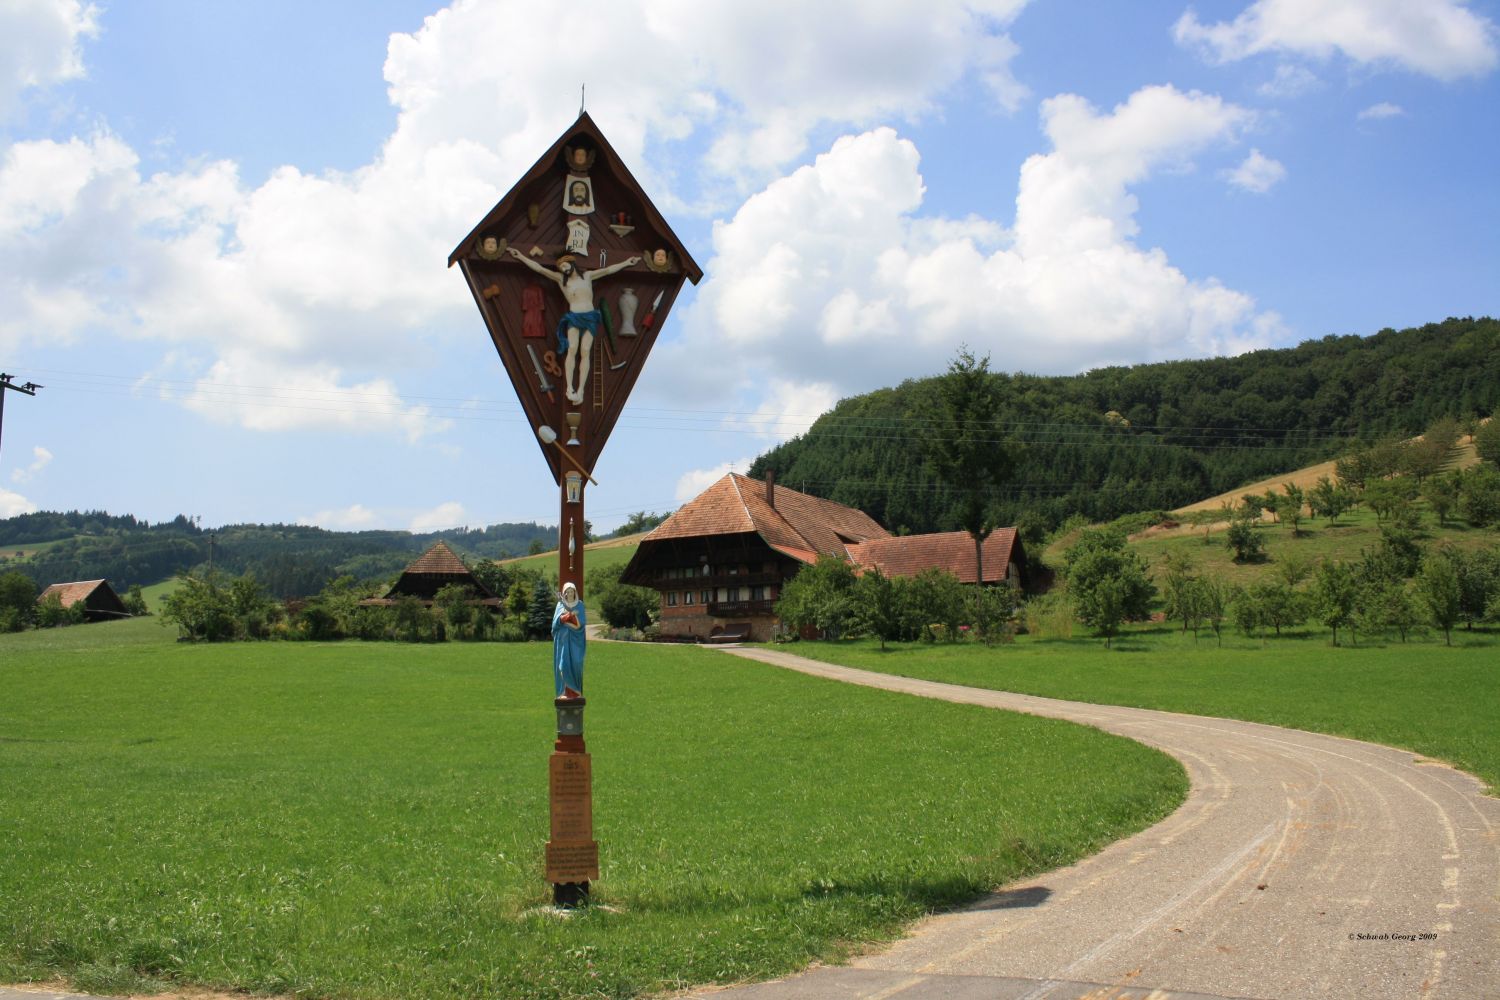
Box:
left=0, top=0, right=1037, bottom=439
left=9, top=445, right=53, bottom=484
left=1174, top=0, right=1499, bottom=81
left=409, top=500, right=468, bottom=533
left=298, top=504, right=379, bottom=531
left=661, top=84, right=1280, bottom=412
left=0, top=486, right=38, bottom=517
left=1357, top=101, right=1406, bottom=120
left=1223, top=148, right=1287, bottom=192
left=675, top=457, right=752, bottom=503
left=0, top=0, right=98, bottom=119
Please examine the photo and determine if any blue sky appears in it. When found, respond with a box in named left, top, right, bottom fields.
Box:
left=2, top=0, right=1497, bottom=535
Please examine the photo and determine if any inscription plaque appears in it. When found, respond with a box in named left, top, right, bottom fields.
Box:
left=545, top=840, right=600, bottom=883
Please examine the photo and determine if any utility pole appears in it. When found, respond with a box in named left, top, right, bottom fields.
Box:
left=0, top=373, right=44, bottom=471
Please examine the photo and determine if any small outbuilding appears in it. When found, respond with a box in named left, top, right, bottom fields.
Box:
left=37, top=579, right=131, bottom=622
left=360, top=541, right=502, bottom=608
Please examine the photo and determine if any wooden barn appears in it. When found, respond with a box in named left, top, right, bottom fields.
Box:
left=359, top=541, right=502, bottom=608
left=36, top=579, right=131, bottom=622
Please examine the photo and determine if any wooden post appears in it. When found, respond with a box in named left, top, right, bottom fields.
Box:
left=549, top=432, right=595, bottom=907
left=450, top=113, right=702, bottom=915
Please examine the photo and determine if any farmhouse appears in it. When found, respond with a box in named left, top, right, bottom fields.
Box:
left=360, top=540, right=502, bottom=608
left=620, top=473, right=1027, bottom=642
left=36, top=579, right=131, bottom=621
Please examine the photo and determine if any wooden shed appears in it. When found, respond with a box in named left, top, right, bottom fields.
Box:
left=360, top=541, right=502, bottom=608
left=36, top=579, right=131, bottom=621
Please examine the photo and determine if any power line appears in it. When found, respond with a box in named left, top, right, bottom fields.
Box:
left=14, top=365, right=1369, bottom=453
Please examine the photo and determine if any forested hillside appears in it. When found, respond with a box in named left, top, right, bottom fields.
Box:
left=749, top=317, right=1500, bottom=535
left=0, top=514, right=555, bottom=598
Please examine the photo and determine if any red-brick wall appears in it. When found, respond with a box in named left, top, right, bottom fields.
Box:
left=657, top=600, right=778, bottom=642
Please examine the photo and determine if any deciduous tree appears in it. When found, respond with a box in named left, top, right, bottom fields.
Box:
left=911, top=348, right=1020, bottom=586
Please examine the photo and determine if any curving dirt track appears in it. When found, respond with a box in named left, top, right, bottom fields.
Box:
left=695, top=646, right=1500, bottom=1000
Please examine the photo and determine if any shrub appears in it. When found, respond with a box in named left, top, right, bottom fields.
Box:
left=969, top=584, right=1019, bottom=646
left=0, top=570, right=37, bottom=629
left=1225, top=517, right=1264, bottom=563
left=122, top=584, right=149, bottom=617
left=34, top=592, right=84, bottom=629
left=1022, top=591, right=1074, bottom=640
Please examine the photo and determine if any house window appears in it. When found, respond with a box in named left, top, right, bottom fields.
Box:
left=701, top=590, right=711, bottom=605
left=750, top=585, right=765, bottom=601
left=726, top=586, right=741, bottom=602
left=666, top=591, right=677, bottom=607
left=684, top=590, right=694, bottom=606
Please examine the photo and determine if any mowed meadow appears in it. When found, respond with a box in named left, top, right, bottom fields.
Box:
left=781, top=628, right=1500, bottom=795
left=0, top=618, right=1184, bottom=1000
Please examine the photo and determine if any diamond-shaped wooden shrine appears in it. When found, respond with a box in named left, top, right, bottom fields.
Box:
left=449, top=112, right=702, bottom=483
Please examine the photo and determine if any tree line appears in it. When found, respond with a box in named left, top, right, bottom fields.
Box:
left=0, top=517, right=560, bottom=598
left=750, top=316, right=1500, bottom=536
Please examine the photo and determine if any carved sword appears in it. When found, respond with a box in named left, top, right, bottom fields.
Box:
left=525, top=343, right=557, bottom=401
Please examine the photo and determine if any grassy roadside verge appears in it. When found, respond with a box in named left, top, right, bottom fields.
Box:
left=769, top=627, right=1500, bottom=794
left=1, top=621, right=1184, bottom=1000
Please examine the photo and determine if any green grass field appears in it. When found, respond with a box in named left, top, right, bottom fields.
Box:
left=0, top=619, right=1183, bottom=1000
left=502, top=539, right=641, bottom=578
left=774, top=626, right=1500, bottom=794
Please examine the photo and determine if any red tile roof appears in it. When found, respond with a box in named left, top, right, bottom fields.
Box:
left=847, top=529, right=1021, bottom=585
left=642, top=473, right=889, bottom=562
left=37, top=579, right=110, bottom=608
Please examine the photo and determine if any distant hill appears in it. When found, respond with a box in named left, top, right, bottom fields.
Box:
left=750, top=317, right=1500, bottom=535
left=0, top=513, right=557, bottom=598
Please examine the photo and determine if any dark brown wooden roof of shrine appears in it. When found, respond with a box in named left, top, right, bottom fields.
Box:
left=448, top=112, right=702, bottom=283
left=635, top=473, right=889, bottom=565
left=847, top=530, right=1024, bottom=585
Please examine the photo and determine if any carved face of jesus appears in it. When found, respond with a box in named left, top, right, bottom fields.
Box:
left=569, top=181, right=588, bottom=205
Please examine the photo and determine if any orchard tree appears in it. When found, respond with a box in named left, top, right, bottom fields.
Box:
left=775, top=554, right=858, bottom=640
left=1312, top=559, right=1359, bottom=646
left=1416, top=553, right=1462, bottom=646
left=1424, top=472, right=1461, bottom=527
left=1225, top=516, right=1264, bottom=563
left=1357, top=578, right=1420, bottom=643
left=1246, top=580, right=1307, bottom=637
left=1064, top=527, right=1155, bottom=648
left=905, top=567, right=967, bottom=641
left=1276, top=483, right=1306, bottom=536
left=1458, top=466, right=1500, bottom=527
left=1406, top=417, right=1461, bottom=482
left=1474, top=417, right=1500, bottom=468
left=852, top=567, right=912, bottom=650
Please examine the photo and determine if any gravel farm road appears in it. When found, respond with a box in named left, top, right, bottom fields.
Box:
left=689, top=646, right=1500, bottom=1000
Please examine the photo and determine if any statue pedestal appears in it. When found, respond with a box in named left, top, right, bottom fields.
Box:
left=547, top=697, right=597, bottom=907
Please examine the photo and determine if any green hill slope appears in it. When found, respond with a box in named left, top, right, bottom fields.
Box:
left=751, top=316, right=1500, bottom=534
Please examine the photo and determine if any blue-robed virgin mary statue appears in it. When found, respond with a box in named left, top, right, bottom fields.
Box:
left=551, top=582, right=586, bottom=699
